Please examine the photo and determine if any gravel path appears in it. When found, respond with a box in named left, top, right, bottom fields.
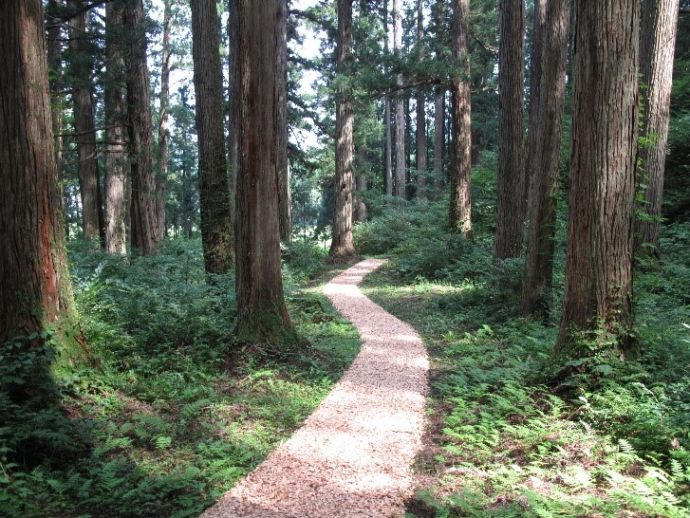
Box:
left=201, top=259, right=429, bottom=518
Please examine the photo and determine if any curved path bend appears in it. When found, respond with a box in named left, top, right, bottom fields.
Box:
left=202, top=259, right=429, bottom=517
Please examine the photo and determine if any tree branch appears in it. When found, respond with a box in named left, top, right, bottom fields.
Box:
left=45, top=0, right=112, bottom=30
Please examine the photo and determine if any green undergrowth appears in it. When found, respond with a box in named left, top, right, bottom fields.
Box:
left=0, top=238, right=358, bottom=517
left=360, top=201, right=690, bottom=517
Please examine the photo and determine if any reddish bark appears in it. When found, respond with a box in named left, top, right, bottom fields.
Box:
left=556, top=0, right=639, bottom=356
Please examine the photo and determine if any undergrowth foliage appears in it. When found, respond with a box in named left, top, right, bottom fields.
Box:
left=0, top=239, right=358, bottom=517
left=361, top=201, right=690, bottom=517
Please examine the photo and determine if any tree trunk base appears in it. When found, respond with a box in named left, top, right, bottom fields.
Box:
left=235, top=308, right=299, bottom=349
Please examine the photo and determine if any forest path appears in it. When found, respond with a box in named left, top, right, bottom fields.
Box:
left=202, top=259, right=429, bottom=517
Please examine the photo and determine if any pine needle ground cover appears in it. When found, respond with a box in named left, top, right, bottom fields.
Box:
left=359, top=202, right=690, bottom=518
left=0, top=240, right=358, bottom=518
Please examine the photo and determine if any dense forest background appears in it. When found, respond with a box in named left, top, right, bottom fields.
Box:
left=1, top=0, right=690, bottom=516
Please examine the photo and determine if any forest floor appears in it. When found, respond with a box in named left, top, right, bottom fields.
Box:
left=203, top=259, right=429, bottom=517
left=0, top=240, right=365, bottom=517
left=2, top=200, right=690, bottom=517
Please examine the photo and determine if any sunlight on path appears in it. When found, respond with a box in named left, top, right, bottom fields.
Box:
left=202, top=259, right=429, bottom=517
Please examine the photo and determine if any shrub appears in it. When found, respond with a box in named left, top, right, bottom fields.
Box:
left=282, top=239, right=329, bottom=282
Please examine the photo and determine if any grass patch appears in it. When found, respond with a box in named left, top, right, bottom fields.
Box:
left=361, top=203, right=690, bottom=518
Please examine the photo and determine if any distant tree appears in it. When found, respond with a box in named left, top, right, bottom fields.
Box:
left=331, top=0, right=356, bottom=258
left=415, top=0, right=427, bottom=198
left=156, top=0, right=172, bottom=242
left=104, top=0, right=129, bottom=255
left=433, top=88, right=444, bottom=193
left=448, top=0, right=472, bottom=237
left=495, top=0, right=526, bottom=259
left=191, top=0, right=234, bottom=274
left=556, top=0, right=639, bottom=357
left=432, top=0, right=447, bottom=195
left=68, top=0, right=104, bottom=243
left=636, top=0, right=680, bottom=255
left=522, top=0, right=570, bottom=317
left=525, top=0, right=545, bottom=199
left=46, top=0, right=64, bottom=175
left=355, top=145, right=368, bottom=223
left=228, top=0, right=239, bottom=223
left=0, top=0, right=81, bottom=358
left=352, top=0, right=373, bottom=223
left=125, top=0, right=159, bottom=254
left=235, top=0, right=295, bottom=343
left=169, top=86, right=198, bottom=239
left=393, top=0, right=406, bottom=197
left=383, top=0, right=393, bottom=196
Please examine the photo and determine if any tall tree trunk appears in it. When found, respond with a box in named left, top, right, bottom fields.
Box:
left=46, top=0, right=64, bottom=177
left=495, top=0, right=526, bottom=259
left=277, top=0, right=292, bottom=242
left=384, top=95, right=393, bottom=195
left=355, top=144, right=368, bottom=223
left=525, top=0, right=545, bottom=204
left=1, top=0, right=81, bottom=359
left=522, top=0, right=570, bottom=317
left=191, top=0, right=234, bottom=274
left=393, top=0, right=406, bottom=198
left=125, top=0, right=158, bottom=255
left=434, top=86, right=445, bottom=193
left=405, top=94, right=413, bottom=196
left=331, top=0, right=356, bottom=258
left=383, top=0, right=393, bottom=196
left=235, top=0, right=295, bottom=344
left=556, top=0, right=639, bottom=357
left=69, top=0, right=103, bottom=244
left=432, top=0, right=446, bottom=195
left=104, top=1, right=129, bottom=255
left=636, top=0, right=680, bottom=254
left=448, top=0, right=472, bottom=237
left=416, top=0, right=427, bottom=198
left=156, top=0, right=171, bottom=242
left=228, top=0, right=239, bottom=223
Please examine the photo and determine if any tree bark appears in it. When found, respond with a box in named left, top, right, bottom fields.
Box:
left=104, top=0, right=129, bottom=255
left=156, top=0, right=171, bottom=242
left=0, top=0, right=81, bottom=359
left=415, top=0, right=427, bottom=198
left=525, top=0, right=545, bottom=204
left=556, top=0, right=639, bottom=357
left=448, top=0, right=472, bottom=237
left=636, top=0, right=680, bottom=254
left=393, top=0, right=406, bottom=198
left=495, top=0, right=526, bottom=259
left=68, top=0, right=103, bottom=244
left=522, top=0, right=570, bottom=317
left=277, top=0, right=292, bottom=242
left=125, top=0, right=158, bottom=255
left=192, top=0, right=234, bottom=274
left=330, top=0, right=356, bottom=258
left=235, top=0, right=295, bottom=344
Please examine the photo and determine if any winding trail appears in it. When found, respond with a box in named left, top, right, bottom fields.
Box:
left=202, top=259, right=429, bottom=517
